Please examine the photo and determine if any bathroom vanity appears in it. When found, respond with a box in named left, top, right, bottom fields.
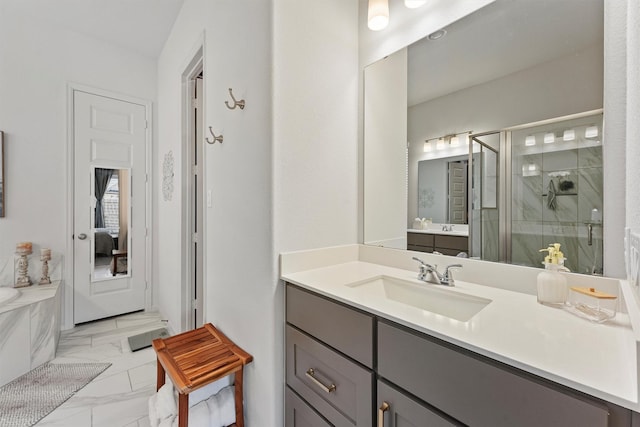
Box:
left=407, top=229, right=468, bottom=256
left=281, top=245, right=640, bottom=426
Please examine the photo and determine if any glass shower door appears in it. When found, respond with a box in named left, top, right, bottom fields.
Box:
left=470, top=132, right=503, bottom=262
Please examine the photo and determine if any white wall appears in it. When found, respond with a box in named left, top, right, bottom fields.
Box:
left=603, top=0, right=627, bottom=278
left=363, top=49, right=407, bottom=248
left=0, top=3, right=157, bottom=326
left=156, top=0, right=276, bottom=424
left=627, top=0, right=640, bottom=231
left=156, top=0, right=358, bottom=425
left=273, top=0, right=359, bottom=253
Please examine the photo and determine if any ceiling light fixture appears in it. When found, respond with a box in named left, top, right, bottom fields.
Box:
left=525, top=136, right=536, bottom=146
left=368, top=0, right=389, bottom=31
left=428, top=29, right=447, bottom=40
left=405, top=0, right=427, bottom=8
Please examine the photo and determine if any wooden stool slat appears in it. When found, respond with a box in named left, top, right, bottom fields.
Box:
left=152, top=323, right=253, bottom=427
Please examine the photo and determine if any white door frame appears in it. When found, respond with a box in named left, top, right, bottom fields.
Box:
left=65, top=83, right=153, bottom=330
left=180, top=38, right=206, bottom=331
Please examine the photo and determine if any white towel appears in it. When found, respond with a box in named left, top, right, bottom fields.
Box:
left=149, top=383, right=237, bottom=427
left=148, top=383, right=177, bottom=427
left=205, top=385, right=236, bottom=427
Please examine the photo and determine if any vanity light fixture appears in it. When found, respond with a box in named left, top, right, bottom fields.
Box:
left=544, top=132, right=555, bottom=144
left=450, top=135, right=460, bottom=147
left=423, top=141, right=433, bottom=152
left=585, top=126, right=599, bottom=138
left=368, top=0, right=389, bottom=31
left=405, top=0, right=427, bottom=8
left=563, top=129, right=576, bottom=141
left=436, top=138, right=445, bottom=150
left=525, top=135, right=536, bottom=146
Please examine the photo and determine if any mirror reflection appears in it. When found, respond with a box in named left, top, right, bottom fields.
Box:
left=363, top=0, right=604, bottom=275
left=93, top=167, right=130, bottom=281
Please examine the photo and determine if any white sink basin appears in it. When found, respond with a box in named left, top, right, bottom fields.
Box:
left=346, top=276, right=491, bottom=322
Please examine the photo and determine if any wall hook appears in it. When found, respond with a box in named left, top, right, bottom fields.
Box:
left=224, top=88, right=245, bottom=110
left=206, top=126, right=223, bottom=144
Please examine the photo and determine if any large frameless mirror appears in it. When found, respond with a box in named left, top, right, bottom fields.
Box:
left=362, top=0, right=605, bottom=275
left=0, top=131, right=4, bottom=218
left=92, top=167, right=130, bottom=281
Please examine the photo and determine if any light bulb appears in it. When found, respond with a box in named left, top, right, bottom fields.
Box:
left=405, top=0, right=427, bottom=8
left=423, top=141, right=432, bottom=152
left=563, top=129, right=575, bottom=141
left=525, top=136, right=536, bottom=146
left=544, top=133, right=555, bottom=144
left=436, top=138, right=445, bottom=150
left=450, top=135, right=460, bottom=147
left=368, top=0, right=389, bottom=31
left=585, top=126, right=599, bottom=138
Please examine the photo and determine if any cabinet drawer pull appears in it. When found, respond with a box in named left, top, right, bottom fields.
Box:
left=378, top=401, right=390, bottom=427
left=305, top=368, right=336, bottom=393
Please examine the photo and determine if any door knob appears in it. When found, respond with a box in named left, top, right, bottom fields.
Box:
left=77, top=233, right=87, bottom=240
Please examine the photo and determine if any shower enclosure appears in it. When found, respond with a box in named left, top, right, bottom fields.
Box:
left=469, top=111, right=604, bottom=274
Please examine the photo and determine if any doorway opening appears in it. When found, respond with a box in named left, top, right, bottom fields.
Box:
left=181, top=47, right=205, bottom=331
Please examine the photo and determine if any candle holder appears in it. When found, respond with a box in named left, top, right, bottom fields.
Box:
left=40, top=249, right=52, bottom=285
left=15, top=251, right=32, bottom=288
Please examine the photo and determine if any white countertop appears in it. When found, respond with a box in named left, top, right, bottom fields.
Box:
left=281, top=248, right=639, bottom=411
left=408, top=228, right=469, bottom=237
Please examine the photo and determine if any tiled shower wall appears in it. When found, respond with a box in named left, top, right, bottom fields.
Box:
left=511, top=115, right=603, bottom=274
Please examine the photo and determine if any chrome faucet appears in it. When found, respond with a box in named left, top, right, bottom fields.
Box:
left=412, top=257, right=463, bottom=286
left=442, top=224, right=454, bottom=232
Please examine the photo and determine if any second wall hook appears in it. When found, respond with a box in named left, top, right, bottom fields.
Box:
left=224, top=88, right=245, bottom=110
left=206, top=126, right=223, bottom=144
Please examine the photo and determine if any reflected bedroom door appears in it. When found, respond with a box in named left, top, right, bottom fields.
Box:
left=73, top=90, right=147, bottom=324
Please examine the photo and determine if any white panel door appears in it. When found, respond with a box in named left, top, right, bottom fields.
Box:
left=448, top=161, right=467, bottom=224
left=73, top=90, right=147, bottom=324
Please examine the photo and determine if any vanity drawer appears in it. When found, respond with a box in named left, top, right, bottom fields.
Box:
left=407, top=232, right=434, bottom=248
left=286, top=325, right=373, bottom=427
left=286, top=284, right=374, bottom=367
left=286, top=386, right=332, bottom=427
left=377, top=321, right=609, bottom=427
left=377, top=380, right=460, bottom=427
left=434, top=235, right=468, bottom=251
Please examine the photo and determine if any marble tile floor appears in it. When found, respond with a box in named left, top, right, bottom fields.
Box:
left=35, top=311, right=167, bottom=427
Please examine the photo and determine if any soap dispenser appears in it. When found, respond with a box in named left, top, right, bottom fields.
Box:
left=536, top=243, right=570, bottom=307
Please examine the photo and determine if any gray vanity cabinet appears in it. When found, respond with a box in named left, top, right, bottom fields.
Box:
left=407, top=232, right=468, bottom=255
left=286, top=285, right=374, bottom=427
left=377, top=380, right=460, bottom=427
left=378, top=320, right=610, bottom=427
left=407, top=232, right=434, bottom=252
left=285, top=283, right=632, bottom=427
left=285, top=387, right=332, bottom=427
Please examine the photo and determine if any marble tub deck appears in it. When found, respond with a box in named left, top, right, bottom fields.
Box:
left=35, top=311, right=167, bottom=427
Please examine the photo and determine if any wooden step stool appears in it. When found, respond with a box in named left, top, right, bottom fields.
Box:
left=152, top=323, right=253, bottom=427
